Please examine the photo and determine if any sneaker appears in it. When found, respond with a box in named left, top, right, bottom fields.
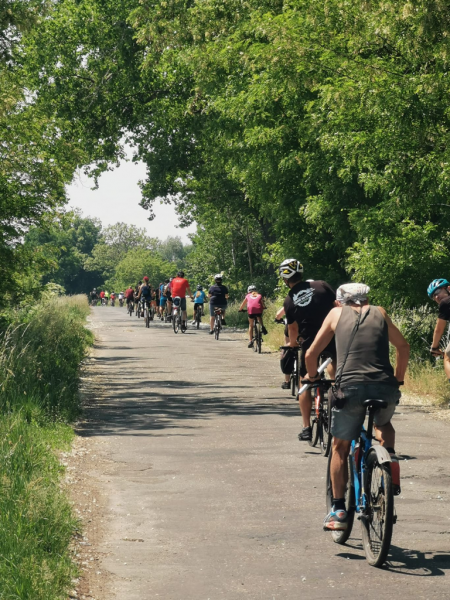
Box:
left=248, top=341, right=254, bottom=348
left=298, top=427, right=312, bottom=441
left=191, top=320, right=196, bottom=325
left=262, top=326, right=268, bottom=335
left=323, top=508, right=348, bottom=531
left=209, top=330, right=214, bottom=335
left=281, top=381, right=290, bottom=390
left=390, top=455, right=401, bottom=495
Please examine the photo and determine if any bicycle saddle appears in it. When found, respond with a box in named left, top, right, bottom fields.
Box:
left=363, top=399, right=388, bottom=410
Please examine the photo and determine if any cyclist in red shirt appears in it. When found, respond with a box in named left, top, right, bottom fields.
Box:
left=125, top=285, right=134, bottom=309
left=170, top=271, right=193, bottom=329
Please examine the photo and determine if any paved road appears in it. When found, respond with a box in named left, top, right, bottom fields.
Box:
left=78, top=307, right=450, bottom=600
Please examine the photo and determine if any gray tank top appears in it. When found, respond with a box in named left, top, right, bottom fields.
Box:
left=335, top=306, right=397, bottom=386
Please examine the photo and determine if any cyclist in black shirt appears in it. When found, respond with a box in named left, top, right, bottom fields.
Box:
left=427, top=278, right=450, bottom=380
left=208, top=274, right=229, bottom=334
left=280, top=258, right=337, bottom=441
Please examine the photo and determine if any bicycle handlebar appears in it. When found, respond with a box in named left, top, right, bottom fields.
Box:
left=298, top=357, right=332, bottom=395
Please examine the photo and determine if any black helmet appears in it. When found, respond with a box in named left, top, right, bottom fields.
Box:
left=197, top=285, right=203, bottom=291
left=177, top=270, right=185, bottom=278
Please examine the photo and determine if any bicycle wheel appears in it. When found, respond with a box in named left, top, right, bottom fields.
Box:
left=173, top=312, right=179, bottom=333
left=196, top=311, right=201, bottom=329
left=325, top=446, right=355, bottom=544
left=310, top=417, right=320, bottom=447
left=290, top=355, right=297, bottom=397
left=145, top=307, right=150, bottom=328
left=257, top=327, right=262, bottom=354
left=320, top=398, right=332, bottom=457
left=214, top=318, right=220, bottom=340
left=360, top=453, right=394, bottom=567
left=180, top=315, right=186, bottom=333
left=253, top=324, right=259, bottom=352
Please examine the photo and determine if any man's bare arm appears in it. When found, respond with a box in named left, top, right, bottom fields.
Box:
left=378, top=307, right=410, bottom=381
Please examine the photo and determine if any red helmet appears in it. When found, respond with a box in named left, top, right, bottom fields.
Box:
left=143, top=276, right=149, bottom=281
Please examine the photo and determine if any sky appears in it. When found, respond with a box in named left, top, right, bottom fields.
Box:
left=67, top=155, right=196, bottom=243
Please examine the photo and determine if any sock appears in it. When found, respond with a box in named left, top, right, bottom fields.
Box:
left=333, top=498, right=346, bottom=512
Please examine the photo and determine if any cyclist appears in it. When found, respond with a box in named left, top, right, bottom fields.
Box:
left=280, top=258, right=336, bottom=441
left=208, top=274, right=229, bottom=334
left=125, top=285, right=134, bottom=310
left=159, top=279, right=169, bottom=318
left=239, top=285, right=268, bottom=348
left=427, top=278, right=450, bottom=380
left=170, top=271, right=193, bottom=329
left=191, top=285, right=206, bottom=324
left=136, top=276, right=152, bottom=315
left=304, top=283, right=409, bottom=530
left=110, top=291, right=116, bottom=306
left=99, top=290, right=105, bottom=305
left=134, top=281, right=142, bottom=313
left=89, top=288, right=98, bottom=306
left=118, top=291, right=125, bottom=306
left=104, top=290, right=110, bottom=305
left=276, top=306, right=292, bottom=390
left=165, top=277, right=174, bottom=319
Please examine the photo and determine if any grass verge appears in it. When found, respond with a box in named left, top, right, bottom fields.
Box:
left=0, top=294, right=93, bottom=599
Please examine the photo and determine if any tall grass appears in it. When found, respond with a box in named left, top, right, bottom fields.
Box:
left=0, top=295, right=93, bottom=599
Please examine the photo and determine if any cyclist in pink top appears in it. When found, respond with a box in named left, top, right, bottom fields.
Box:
left=239, top=285, right=268, bottom=348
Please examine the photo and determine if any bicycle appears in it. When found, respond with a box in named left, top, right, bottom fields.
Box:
left=325, top=398, right=396, bottom=567
left=279, top=345, right=300, bottom=397
left=309, top=378, right=333, bottom=456
left=241, top=310, right=262, bottom=353
left=213, top=307, right=223, bottom=340
left=193, top=302, right=203, bottom=329
left=141, top=298, right=150, bottom=328
left=127, top=301, right=134, bottom=317
left=172, top=296, right=184, bottom=334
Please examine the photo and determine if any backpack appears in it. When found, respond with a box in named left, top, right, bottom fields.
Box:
left=280, top=349, right=296, bottom=375
left=141, top=285, right=151, bottom=298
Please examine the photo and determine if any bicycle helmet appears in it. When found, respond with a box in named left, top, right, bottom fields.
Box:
left=143, top=276, right=149, bottom=282
left=278, top=259, right=303, bottom=279
left=177, top=271, right=185, bottom=278
left=214, top=273, right=223, bottom=281
left=93, top=288, right=96, bottom=291
left=427, top=278, right=450, bottom=298
left=247, top=285, right=257, bottom=293
left=197, top=285, right=203, bottom=291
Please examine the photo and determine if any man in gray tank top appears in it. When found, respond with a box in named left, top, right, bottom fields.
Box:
left=304, top=283, right=410, bottom=532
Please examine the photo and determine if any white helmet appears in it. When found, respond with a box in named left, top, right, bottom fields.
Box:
left=214, top=273, right=223, bottom=281
left=278, top=259, right=303, bottom=279
left=247, top=285, right=257, bottom=293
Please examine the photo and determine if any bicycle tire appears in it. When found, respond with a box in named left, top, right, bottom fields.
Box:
left=181, top=316, right=186, bottom=333
left=196, top=314, right=200, bottom=329
left=214, top=318, right=220, bottom=340
left=326, top=446, right=355, bottom=544
left=145, top=308, right=150, bottom=328
left=173, top=313, right=179, bottom=333
left=361, top=453, right=394, bottom=567
left=257, top=327, right=262, bottom=354
left=309, top=418, right=320, bottom=447
left=253, top=324, right=258, bottom=353
left=321, top=398, right=332, bottom=457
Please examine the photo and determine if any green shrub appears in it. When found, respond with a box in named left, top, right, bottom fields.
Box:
left=0, top=295, right=93, bottom=599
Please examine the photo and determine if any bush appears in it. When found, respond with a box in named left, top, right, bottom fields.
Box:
left=0, top=295, right=93, bottom=599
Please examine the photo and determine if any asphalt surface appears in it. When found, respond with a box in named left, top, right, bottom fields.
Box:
left=79, top=307, right=450, bottom=600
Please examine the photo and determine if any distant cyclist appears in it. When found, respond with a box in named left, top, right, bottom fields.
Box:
left=208, top=274, right=229, bottom=334
left=137, top=277, right=152, bottom=314
left=170, top=271, right=193, bottom=329
left=125, top=285, right=134, bottom=309
left=159, top=279, right=169, bottom=318
left=89, top=288, right=98, bottom=306
left=239, top=285, right=268, bottom=348
left=166, top=277, right=174, bottom=318
left=304, top=283, right=409, bottom=530
left=118, top=291, right=125, bottom=306
left=104, top=290, right=110, bottom=305
left=280, top=258, right=336, bottom=441
left=191, top=285, right=206, bottom=324
left=427, top=278, right=450, bottom=381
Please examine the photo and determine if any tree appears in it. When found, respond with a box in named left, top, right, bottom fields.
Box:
left=109, top=249, right=176, bottom=291
left=25, top=211, right=103, bottom=294
left=85, top=223, right=160, bottom=281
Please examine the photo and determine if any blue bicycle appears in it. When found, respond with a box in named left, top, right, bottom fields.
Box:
left=326, top=399, right=395, bottom=567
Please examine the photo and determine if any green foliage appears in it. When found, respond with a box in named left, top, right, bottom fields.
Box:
left=25, top=211, right=103, bottom=295
left=0, top=294, right=93, bottom=598
left=85, top=222, right=160, bottom=281
left=109, top=248, right=177, bottom=291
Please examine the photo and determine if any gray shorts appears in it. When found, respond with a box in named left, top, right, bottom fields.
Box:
left=331, top=383, right=401, bottom=442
